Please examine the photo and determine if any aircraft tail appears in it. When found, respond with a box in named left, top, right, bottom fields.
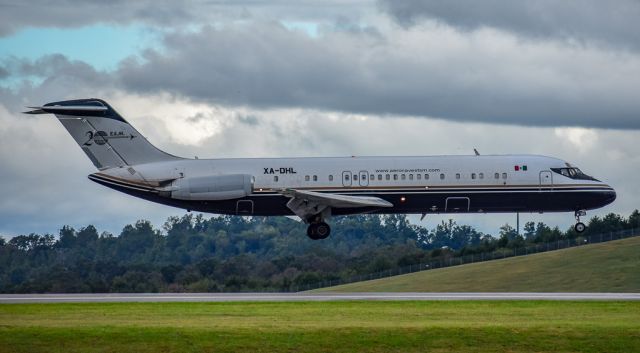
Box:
left=25, top=98, right=181, bottom=169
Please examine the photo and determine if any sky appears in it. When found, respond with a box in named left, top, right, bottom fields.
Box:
left=0, top=0, right=638, bottom=237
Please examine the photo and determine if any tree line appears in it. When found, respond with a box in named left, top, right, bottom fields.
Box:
left=1, top=210, right=638, bottom=293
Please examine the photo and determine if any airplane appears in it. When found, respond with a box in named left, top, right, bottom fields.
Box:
left=25, top=98, right=616, bottom=240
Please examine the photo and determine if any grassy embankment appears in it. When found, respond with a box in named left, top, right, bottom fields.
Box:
left=317, top=236, right=640, bottom=292
left=1, top=301, right=639, bottom=352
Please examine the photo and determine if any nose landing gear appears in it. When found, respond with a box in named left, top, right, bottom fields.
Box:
left=574, top=210, right=587, bottom=233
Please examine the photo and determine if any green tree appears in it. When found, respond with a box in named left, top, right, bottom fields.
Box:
left=628, top=210, right=640, bottom=230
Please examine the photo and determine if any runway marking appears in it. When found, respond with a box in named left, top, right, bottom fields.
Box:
left=1, top=293, right=639, bottom=303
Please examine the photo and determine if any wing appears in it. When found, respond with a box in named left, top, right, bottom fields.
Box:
left=280, top=189, right=393, bottom=222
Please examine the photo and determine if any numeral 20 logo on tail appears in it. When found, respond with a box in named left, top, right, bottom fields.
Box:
left=83, top=131, right=137, bottom=146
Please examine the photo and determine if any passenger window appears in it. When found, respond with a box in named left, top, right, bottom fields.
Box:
left=386, top=174, right=390, bottom=180
left=440, top=173, right=445, bottom=180
left=479, top=173, right=484, bottom=179
left=471, top=173, right=476, bottom=179
left=393, top=174, right=398, bottom=180
left=305, top=175, right=310, bottom=181
left=401, top=174, right=406, bottom=180
left=345, top=174, right=350, bottom=181
left=329, top=175, right=333, bottom=181
left=370, top=174, right=374, bottom=180
left=494, top=173, right=499, bottom=179
left=456, top=173, right=460, bottom=179
left=425, top=174, right=429, bottom=180
left=417, top=174, right=422, bottom=180
left=378, top=174, right=382, bottom=180
left=362, top=174, right=367, bottom=180
left=502, top=173, right=507, bottom=179
left=313, top=175, right=317, bottom=181
left=354, top=174, right=358, bottom=181
left=409, top=174, right=414, bottom=180
left=274, top=176, right=279, bottom=182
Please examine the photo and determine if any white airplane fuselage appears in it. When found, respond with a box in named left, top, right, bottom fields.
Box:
left=91, top=154, right=614, bottom=217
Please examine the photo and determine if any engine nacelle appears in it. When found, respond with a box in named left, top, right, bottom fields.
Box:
left=167, top=174, right=253, bottom=201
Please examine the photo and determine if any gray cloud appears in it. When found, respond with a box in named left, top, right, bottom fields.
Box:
left=0, top=90, right=636, bottom=236
left=2, top=1, right=638, bottom=239
left=0, top=0, right=226, bottom=36
left=5, top=54, right=104, bottom=80
left=0, top=0, right=373, bottom=36
left=116, top=23, right=640, bottom=129
left=378, top=0, right=640, bottom=50
left=0, top=55, right=111, bottom=114
left=0, top=53, right=636, bottom=236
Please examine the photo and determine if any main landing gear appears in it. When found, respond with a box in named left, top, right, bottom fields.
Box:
left=305, top=213, right=331, bottom=240
left=574, top=210, right=587, bottom=233
left=307, top=222, right=331, bottom=240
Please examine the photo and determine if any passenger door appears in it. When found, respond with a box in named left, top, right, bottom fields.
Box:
left=359, top=171, right=369, bottom=187
left=342, top=171, right=352, bottom=187
left=539, top=171, right=553, bottom=189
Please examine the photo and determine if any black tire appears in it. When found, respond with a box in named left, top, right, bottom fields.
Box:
left=307, top=224, right=318, bottom=240
left=306, top=223, right=330, bottom=240
left=315, top=222, right=331, bottom=239
left=575, top=222, right=586, bottom=233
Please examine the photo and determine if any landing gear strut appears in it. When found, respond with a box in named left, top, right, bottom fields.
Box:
left=574, top=210, right=587, bottom=233
left=307, top=222, right=331, bottom=240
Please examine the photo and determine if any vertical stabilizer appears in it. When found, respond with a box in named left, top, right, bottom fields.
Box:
left=25, top=98, right=181, bottom=169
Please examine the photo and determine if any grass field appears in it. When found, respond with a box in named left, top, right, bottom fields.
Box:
left=1, top=301, right=639, bottom=352
left=317, top=236, right=640, bottom=293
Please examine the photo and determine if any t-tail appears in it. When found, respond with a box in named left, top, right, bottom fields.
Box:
left=25, top=98, right=181, bottom=169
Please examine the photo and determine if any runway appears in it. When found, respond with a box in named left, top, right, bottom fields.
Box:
left=1, top=292, right=639, bottom=303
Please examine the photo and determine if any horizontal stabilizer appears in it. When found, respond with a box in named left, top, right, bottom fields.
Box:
left=24, top=105, right=108, bottom=115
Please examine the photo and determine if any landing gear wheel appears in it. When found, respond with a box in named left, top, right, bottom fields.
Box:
left=315, top=222, right=331, bottom=239
left=574, top=210, right=587, bottom=233
left=306, top=222, right=331, bottom=240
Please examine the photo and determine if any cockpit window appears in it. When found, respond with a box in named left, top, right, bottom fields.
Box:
left=551, top=167, right=599, bottom=181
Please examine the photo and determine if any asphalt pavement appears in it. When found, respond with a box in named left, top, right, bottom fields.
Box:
left=1, top=292, right=639, bottom=303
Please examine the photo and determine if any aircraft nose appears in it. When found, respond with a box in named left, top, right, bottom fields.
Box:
left=606, top=187, right=616, bottom=203
left=601, top=185, right=616, bottom=206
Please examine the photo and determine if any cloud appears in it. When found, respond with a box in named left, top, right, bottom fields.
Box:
left=2, top=92, right=635, bottom=237
left=0, top=0, right=374, bottom=37
left=1, top=3, right=638, bottom=237
left=554, top=127, right=599, bottom=154
left=0, top=55, right=112, bottom=114
left=0, top=0, right=207, bottom=36
left=116, top=22, right=640, bottom=129
left=378, top=0, right=640, bottom=50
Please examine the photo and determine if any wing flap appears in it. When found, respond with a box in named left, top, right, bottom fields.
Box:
left=280, top=189, right=393, bottom=221
left=282, top=189, right=393, bottom=208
